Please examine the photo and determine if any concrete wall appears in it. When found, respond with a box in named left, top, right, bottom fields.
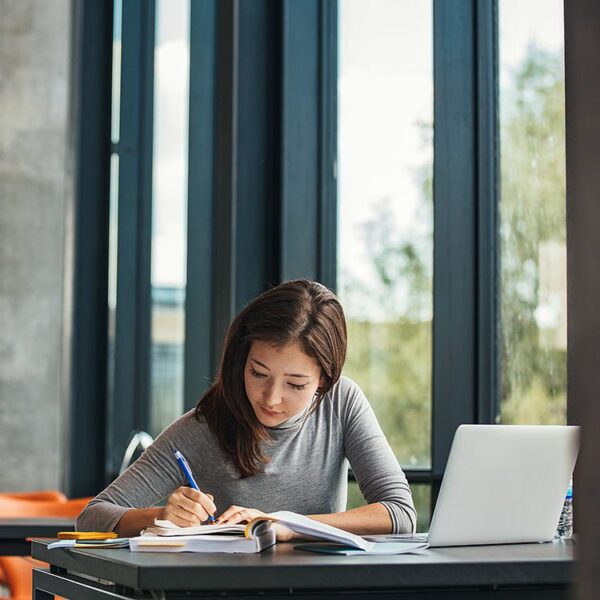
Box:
left=0, top=0, right=73, bottom=490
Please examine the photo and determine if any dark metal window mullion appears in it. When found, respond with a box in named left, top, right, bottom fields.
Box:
left=234, top=0, right=283, bottom=312
left=432, top=0, right=479, bottom=509
left=211, top=0, right=239, bottom=366
left=67, top=0, right=113, bottom=497
left=184, top=0, right=218, bottom=409
left=475, top=0, right=500, bottom=426
left=318, top=0, right=338, bottom=291
left=280, top=0, right=320, bottom=281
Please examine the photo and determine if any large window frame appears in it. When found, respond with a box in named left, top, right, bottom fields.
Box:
left=69, top=0, right=514, bottom=519
left=428, top=0, right=500, bottom=502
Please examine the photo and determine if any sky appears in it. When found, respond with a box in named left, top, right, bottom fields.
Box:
left=337, top=0, right=433, bottom=319
left=151, top=0, right=189, bottom=289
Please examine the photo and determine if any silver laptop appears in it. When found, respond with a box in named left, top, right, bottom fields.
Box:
left=424, top=424, right=579, bottom=547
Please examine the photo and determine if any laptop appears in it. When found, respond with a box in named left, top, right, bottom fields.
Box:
left=426, top=424, right=580, bottom=546
left=375, top=425, right=579, bottom=547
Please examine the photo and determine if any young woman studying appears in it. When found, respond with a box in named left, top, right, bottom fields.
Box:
left=77, top=280, right=417, bottom=540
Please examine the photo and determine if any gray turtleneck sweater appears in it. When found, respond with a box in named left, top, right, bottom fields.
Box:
left=77, top=376, right=417, bottom=534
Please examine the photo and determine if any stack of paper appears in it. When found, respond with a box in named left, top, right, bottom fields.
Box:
left=48, top=538, right=130, bottom=550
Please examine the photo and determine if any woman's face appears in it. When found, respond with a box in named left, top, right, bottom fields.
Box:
left=244, top=340, right=323, bottom=427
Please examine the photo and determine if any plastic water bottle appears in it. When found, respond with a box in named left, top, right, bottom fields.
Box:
left=555, top=481, right=573, bottom=540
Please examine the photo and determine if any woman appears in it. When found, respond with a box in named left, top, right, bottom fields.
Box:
left=77, top=280, right=416, bottom=539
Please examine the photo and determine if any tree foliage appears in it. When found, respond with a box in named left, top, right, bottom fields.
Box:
left=499, top=45, right=566, bottom=424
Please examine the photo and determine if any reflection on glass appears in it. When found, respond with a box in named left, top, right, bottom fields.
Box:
left=107, top=154, right=119, bottom=414
left=111, top=0, right=122, bottom=144
left=107, top=0, right=122, bottom=413
left=150, top=0, right=190, bottom=437
left=338, top=0, right=433, bottom=468
left=347, top=481, right=431, bottom=533
left=499, top=0, right=566, bottom=424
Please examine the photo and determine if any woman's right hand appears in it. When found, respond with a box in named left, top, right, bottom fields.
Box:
left=159, top=486, right=217, bottom=526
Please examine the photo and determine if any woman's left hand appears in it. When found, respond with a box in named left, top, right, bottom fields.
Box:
left=216, top=505, right=295, bottom=542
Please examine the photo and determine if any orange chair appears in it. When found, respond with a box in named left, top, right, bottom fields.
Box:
left=0, top=490, right=67, bottom=588
left=0, top=492, right=68, bottom=598
left=0, top=491, right=67, bottom=503
left=0, top=496, right=90, bottom=519
left=0, top=557, right=46, bottom=600
left=0, top=495, right=92, bottom=600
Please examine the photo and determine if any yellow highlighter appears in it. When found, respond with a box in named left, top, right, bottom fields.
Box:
left=57, top=532, right=118, bottom=541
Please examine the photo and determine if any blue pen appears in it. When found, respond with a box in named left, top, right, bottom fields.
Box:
left=174, top=449, right=216, bottom=523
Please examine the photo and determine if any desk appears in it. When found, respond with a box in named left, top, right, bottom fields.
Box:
left=0, top=519, right=74, bottom=556
left=32, top=539, right=574, bottom=599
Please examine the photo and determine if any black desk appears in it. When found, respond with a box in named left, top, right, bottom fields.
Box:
left=31, top=539, right=574, bottom=599
left=0, top=519, right=74, bottom=556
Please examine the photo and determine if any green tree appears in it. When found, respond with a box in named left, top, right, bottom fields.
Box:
left=500, top=45, right=566, bottom=424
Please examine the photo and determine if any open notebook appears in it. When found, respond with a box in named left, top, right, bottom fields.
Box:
left=129, top=511, right=376, bottom=554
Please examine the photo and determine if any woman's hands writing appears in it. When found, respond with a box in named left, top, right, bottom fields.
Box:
left=160, top=486, right=217, bottom=526
left=160, top=493, right=295, bottom=542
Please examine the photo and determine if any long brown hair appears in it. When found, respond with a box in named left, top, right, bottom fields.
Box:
left=195, top=279, right=347, bottom=477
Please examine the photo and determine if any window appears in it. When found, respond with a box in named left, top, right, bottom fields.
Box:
left=105, top=0, right=192, bottom=478
left=498, top=0, right=566, bottom=425
left=74, top=0, right=569, bottom=504
left=150, top=0, right=190, bottom=436
left=338, top=0, right=433, bottom=529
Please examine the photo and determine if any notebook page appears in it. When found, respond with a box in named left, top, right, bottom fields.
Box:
left=262, top=511, right=375, bottom=551
left=144, top=519, right=246, bottom=537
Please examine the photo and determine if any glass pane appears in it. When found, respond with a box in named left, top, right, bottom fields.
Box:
left=107, top=153, right=119, bottom=409
left=499, top=0, right=566, bottom=424
left=111, top=0, right=122, bottom=145
left=150, top=0, right=190, bottom=437
left=107, top=0, right=122, bottom=412
left=337, top=0, right=433, bottom=468
left=347, top=481, right=431, bottom=533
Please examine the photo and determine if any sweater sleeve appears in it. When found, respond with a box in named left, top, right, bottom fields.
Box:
left=76, top=412, right=197, bottom=532
left=337, top=377, right=417, bottom=534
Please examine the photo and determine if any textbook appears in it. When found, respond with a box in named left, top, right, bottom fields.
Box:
left=129, top=511, right=375, bottom=554
left=130, top=520, right=275, bottom=553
